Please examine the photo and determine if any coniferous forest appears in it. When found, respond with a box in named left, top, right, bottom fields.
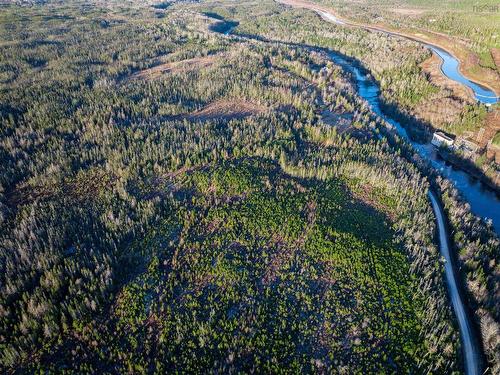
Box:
left=0, top=0, right=498, bottom=373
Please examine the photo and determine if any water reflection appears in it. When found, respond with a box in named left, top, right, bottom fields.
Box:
left=329, top=51, right=500, bottom=233
left=428, top=45, right=499, bottom=105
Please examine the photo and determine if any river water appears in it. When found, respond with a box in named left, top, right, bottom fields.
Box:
left=288, top=10, right=490, bottom=374
left=318, top=13, right=489, bottom=375
left=220, top=15, right=500, bottom=234
left=326, top=50, right=500, bottom=234
left=428, top=45, right=499, bottom=105
left=312, top=11, right=500, bottom=235
left=314, top=11, right=499, bottom=106
left=215, top=12, right=487, bottom=375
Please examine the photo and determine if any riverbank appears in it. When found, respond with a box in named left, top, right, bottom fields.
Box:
left=274, top=0, right=500, bottom=195
left=212, top=9, right=500, bottom=373
left=275, top=0, right=500, bottom=100
left=380, top=101, right=500, bottom=194
left=437, top=148, right=500, bottom=195
left=419, top=53, right=475, bottom=102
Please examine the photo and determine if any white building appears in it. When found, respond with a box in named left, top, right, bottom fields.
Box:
left=431, top=132, right=454, bottom=148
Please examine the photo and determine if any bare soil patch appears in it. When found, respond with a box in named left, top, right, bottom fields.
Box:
left=415, top=96, right=463, bottom=128
left=7, top=170, right=115, bottom=208
left=320, top=109, right=353, bottom=133
left=389, top=8, right=425, bottom=16
left=129, top=55, right=219, bottom=81
left=481, top=110, right=500, bottom=148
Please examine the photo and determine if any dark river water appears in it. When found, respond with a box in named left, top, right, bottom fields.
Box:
left=214, top=13, right=487, bottom=374
left=328, top=51, right=500, bottom=234
left=318, top=12, right=491, bottom=373
left=216, top=15, right=500, bottom=235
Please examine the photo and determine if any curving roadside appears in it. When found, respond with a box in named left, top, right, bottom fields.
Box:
left=303, top=5, right=486, bottom=371
left=215, top=16, right=486, bottom=374
left=428, top=191, right=481, bottom=375
left=270, top=0, right=500, bottom=234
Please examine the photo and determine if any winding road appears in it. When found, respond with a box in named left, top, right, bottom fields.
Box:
left=429, top=192, right=480, bottom=375
left=286, top=0, right=500, bottom=237
left=301, top=6, right=484, bottom=373
left=277, top=0, right=499, bottom=104
left=215, top=7, right=485, bottom=373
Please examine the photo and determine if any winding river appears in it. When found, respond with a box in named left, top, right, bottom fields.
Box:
left=326, top=47, right=500, bottom=237
left=320, top=42, right=491, bottom=375
left=312, top=8, right=500, bottom=236
left=428, top=45, right=499, bottom=104
left=315, top=10, right=499, bottom=105
left=309, top=10, right=491, bottom=375
left=215, top=9, right=489, bottom=374
left=220, top=10, right=500, bottom=235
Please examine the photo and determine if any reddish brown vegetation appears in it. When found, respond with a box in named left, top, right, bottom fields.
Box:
left=129, top=55, right=219, bottom=81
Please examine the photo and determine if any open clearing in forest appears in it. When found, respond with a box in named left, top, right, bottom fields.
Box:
left=129, top=55, right=220, bottom=80
left=320, top=109, right=353, bottom=133
left=389, top=8, right=426, bottom=16
left=482, top=110, right=500, bottom=147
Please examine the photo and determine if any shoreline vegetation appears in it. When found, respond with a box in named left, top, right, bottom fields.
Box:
left=218, top=18, right=499, bottom=372
left=276, top=0, right=500, bottom=98
left=276, top=0, right=500, bottom=193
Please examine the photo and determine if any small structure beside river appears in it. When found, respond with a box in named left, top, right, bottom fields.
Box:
left=432, top=132, right=454, bottom=148
left=455, top=138, right=480, bottom=157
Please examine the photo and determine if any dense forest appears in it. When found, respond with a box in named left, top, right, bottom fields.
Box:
left=0, top=0, right=498, bottom=373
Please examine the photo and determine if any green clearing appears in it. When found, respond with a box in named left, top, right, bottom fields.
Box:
left=33, top=159, right=427, bottom=373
